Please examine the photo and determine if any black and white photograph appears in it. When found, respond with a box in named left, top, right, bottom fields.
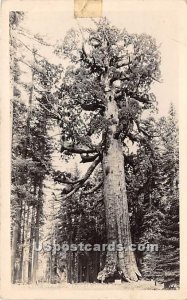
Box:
left=1, top=0, right=187, bottom=299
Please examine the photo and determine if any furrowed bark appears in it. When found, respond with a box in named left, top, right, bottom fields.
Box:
left=99, top=76, right=141, bottom=281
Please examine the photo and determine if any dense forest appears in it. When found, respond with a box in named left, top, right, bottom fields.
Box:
left=10, top=12, right=179, bottom=289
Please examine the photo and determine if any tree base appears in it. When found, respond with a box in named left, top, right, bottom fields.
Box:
left=97, top=258, right=141, bottom=283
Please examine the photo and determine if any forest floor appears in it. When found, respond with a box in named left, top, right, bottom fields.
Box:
left=16, top=281, right=165, bottom=299
left=25, top=280, right=164, bottom=290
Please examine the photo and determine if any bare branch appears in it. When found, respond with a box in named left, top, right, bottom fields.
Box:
left=80, top=156, right=101, bottom=182
left=150, top=76, right=162, bottom=84
left=18, top=58, right=46, bottom=77
left=61, top=143, right=98, bottom=154
left=39, top=102, right=60, bottom=120
left=54, top=172, right=83, bottom=185
left=81, top=181, right=103, bottom=195
left=61, top=157, right=101, bottom=199
left=61, top=183, right=81, bottom=200
left=17, top=29, right=53, bottom=46
left=16, top=38, right=46, bottom=60
left=80, top=153, right=99, bottom=163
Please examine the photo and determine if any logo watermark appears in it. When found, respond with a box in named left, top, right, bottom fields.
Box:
left=34, top=242, right=158, bottom=254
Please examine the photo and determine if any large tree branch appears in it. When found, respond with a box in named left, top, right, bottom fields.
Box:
left=81, top=102, right=105, bottom=112
left=80, top=153, right=99, bottom=163
left=54, top=174, right=83, bottom=185
left=61, top=143, right=98, bottom=155
left=79, top=156, right=101, bottom=179
left=55, top=155, right=100, bottom=184
left=81, top=181, right=103, bottom=195
left=61, top=157, right=101, bottom=199
left=81, top=44, right=104, bottom=73
left=134, top=120, right=151, bottom=138
left=124, top=90, right=150, bottom=104
left=60, top=183, right=81, bottom=200
left=75, top=96, right=105, bottom=113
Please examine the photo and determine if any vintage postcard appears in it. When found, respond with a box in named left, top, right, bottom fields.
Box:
left=1, top=0, right=187, bottom=299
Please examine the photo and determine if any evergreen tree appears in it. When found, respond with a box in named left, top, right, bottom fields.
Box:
left=10, top=14, right=54, bottom=283
left=155, top=104, right=179, bottom=288
left=138, top=104, right=179, bottom=288
left=52, top=18, right=161, bottom=281
left=54, top=168, right=106, bottom=283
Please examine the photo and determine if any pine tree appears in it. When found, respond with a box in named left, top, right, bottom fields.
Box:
left=137, top=104, right=179, bottom=288
left=54, top=168, right=106, bottom=283
left=155, top=104, right=179, bottom=288
left=10, top=14, right=54, bottom=283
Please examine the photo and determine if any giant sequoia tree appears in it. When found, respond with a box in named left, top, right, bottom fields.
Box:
left=51, top=19, right=161, bottom=281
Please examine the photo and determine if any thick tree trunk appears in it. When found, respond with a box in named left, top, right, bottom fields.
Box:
left=67, top=249, right=72, bottom=283
left=72, top=252, right=78, bottom=283
left=28, top=205, right=35, bottom=283
left=100, top=78, right=141, bottom=281
left=102, top=137, right=140, bottom=281
left=78, top=256, right=82, bottom=283
left=32, top=181, right=42, bottom=284
left=32, top=206, right=40, bottom=284
left=22, top=204, right=30, bottom=283
left=11, top=206, right=22, bottom=283
left=19, top=203, right=26, bottom=282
